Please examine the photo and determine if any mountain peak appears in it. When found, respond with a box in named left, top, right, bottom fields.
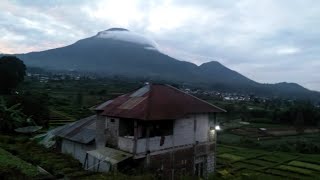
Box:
left=200, top=61, right=223, bottom=67
left=95, top=28, right=158, bottom=49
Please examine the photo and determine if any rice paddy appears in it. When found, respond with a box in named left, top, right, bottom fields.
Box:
left=217, top=144, right=320, bottom=179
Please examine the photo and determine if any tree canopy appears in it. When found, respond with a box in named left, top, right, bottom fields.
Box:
left=0, top=56, right=26, bottom=94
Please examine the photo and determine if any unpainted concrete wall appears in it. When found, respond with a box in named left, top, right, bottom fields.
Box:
left=105, top=117, right=119, bottom=147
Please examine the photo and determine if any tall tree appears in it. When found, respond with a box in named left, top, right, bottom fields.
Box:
left=0, top=56, right=26, bottom=94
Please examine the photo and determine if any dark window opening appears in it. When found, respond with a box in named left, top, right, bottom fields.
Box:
left=110, top=119, right=115, bottom=123
left=119, top=119, right=134, bottom=137
left=195, top=162, right=204, bottom=177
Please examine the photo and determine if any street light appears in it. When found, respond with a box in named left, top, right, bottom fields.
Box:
left=215, top=125, right=221, bottom=131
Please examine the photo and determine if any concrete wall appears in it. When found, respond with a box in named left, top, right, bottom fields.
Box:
left=207, top=153, right=215, bottom=174
left=61, top=139, right=94, bottom=165
left=96, top=115, right=106, bottom=149
left=105, top=117, right=119, bottom=147
left=173, top=117, right=194, bottom=146
left=85, top=154, right=110, bottom=172
left=148, top=146, right=195, bottom=180
left=195, top=114, right=209, bottom=142
left=136, top=135, right=173, bottom=154
left=122, top=114, right=210, bottom=154
left=120, top=114, right=211, bottom=155
left=61, top=139, right=110, bottom=172
left=118, top=137, right=134, bottom=153
left=174, top=114, right=209, bottom=146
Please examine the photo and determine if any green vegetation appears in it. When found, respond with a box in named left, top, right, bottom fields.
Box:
left=5, top=92, right=50, bottom=128
left=0, top=147, right=40, bottom=179
left=288, top=161, right=320, bottom=171
left=0, top=98, right=29, bottom=132
left=216, top=144, right=320, bottom=179
left=218, top=153, right=244, bottom=161
left=20, top=75, right=141, bottom=124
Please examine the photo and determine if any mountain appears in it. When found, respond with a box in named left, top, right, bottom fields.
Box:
left=18, top=28, right=204, bottom=83
left=12, top=28, right=320, bottom=100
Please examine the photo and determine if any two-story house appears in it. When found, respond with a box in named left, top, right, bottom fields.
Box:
left=54, top=84, right=225, bottom=179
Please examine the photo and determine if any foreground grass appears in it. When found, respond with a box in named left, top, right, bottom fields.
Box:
left=0, top=147, right=41, bottom=179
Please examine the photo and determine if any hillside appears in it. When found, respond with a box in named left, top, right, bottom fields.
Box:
left=9, top=28, right=320, bottom=100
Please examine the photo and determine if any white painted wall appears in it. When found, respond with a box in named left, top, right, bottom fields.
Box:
left=118, top=137, right=134, bottom=153
left=131, top=114, right=210, bottom=154
left=86, top=154, right=110, bottom=172
left=61, top=139, right=110, bottom=172
left=61, top=139, right=95, bottom=165
left=136, top=135, right=173, bottom=153
left=173, top=116, right=194, bottom=146
left=195, top=114, right=209, bottom=142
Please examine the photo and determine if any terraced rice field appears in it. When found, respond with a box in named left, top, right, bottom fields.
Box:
left=217, top=145, right=320, bottom=179
left=48, top=109, right=75, bottom=127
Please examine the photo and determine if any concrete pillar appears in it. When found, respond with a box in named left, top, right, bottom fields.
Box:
left=133, top=120, right=138, bottom=154
left=96, top=114, right=106, bottom=149
left=145, top=125, right=151, bottom=168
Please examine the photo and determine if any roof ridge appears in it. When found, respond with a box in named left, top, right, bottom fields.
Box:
left=165, top=84, right=227, bottom=112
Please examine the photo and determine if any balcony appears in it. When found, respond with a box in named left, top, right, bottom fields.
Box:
left=118, top=135, right=173, bottom=154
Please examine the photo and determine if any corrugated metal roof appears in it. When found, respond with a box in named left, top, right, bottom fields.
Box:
left=119, top=97, right=147, bottom=109
left=95, top=100, right=113, bottom=111
left=54, top=115, right=96, bottom=144
left=130, top=84, right=150, bottom=97
left=97, top=84, right=226, bottom=120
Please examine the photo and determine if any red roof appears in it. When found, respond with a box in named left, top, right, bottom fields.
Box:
left=97, top=84, right=225, bottom=120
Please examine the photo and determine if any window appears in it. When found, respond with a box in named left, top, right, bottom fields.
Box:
left=110, top=119, right=115, bottom=123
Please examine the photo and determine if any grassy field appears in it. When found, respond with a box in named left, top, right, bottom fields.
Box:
left=216, top=144, right=320, bottom=179
left=0, top=147, right=41, bottom=179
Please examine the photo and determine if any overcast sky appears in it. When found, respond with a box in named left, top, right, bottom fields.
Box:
left=1, top=0, right=319, bottom=91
